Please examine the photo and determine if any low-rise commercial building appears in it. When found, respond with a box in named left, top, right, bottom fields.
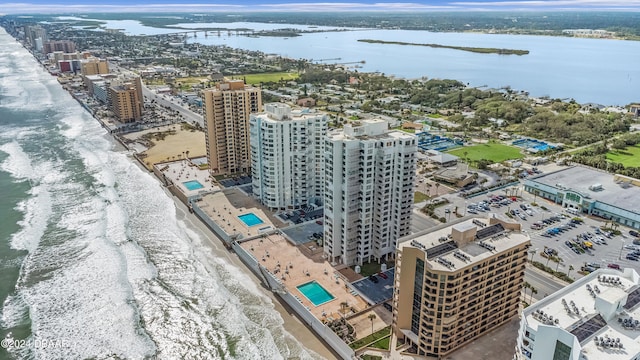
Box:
left=393, top=217, right=530, bottom=358
left=524, top=166, right=640, bottom=229
left=515, top=268, right=640, bottom=360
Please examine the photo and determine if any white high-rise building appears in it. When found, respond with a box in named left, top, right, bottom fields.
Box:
left=324, top=119, right=416, bottom=266
left=250, top=103, right=328, bottom=210
left=516, top=268, right=640, bottom=360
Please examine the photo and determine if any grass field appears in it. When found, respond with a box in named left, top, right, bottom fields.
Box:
left=607, top=145, right=640, bottom=167
left=448, top=143, right=524, bottom=163
left=229, top=72, right=300, bottom=85
left=371, top=336, right=391, bottom=350
left=414, top=191, right=429, bottom=203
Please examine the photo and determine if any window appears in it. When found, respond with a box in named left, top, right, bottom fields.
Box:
left=552, top=340, right=571, bottom=360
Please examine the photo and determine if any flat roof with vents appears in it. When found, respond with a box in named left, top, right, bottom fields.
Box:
left=521, top=269, right=640, bottom=360
left=398, top=217, right=529, bottom=272
left=526, top=166, right=640, bottom=213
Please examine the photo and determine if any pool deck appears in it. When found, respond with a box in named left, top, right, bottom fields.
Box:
left=239, top=233, right=368, bottom=321
left=156, top=159, right=219, bottom=196
left=198, top=190, right=285, bottom=238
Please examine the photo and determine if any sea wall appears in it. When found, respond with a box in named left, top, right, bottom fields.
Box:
left=231, top=240, right=356, bottom=360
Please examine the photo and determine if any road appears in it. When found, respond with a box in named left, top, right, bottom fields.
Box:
left=524, top=267, right=566, bottom=301
left=411, top=210, right=439, bottom=234
left=141, top=86, right=204, bottom=127
left=109, top=63, right=205, bottom=127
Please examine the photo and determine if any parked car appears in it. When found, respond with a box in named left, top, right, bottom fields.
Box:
left=630, top=230, right=640, bottom=238
left=626, top=254, right=639, bottom=261
left=607, top=263, right=621, bottom=270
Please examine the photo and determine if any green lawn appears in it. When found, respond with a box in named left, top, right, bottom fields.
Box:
left=361, top=355, right=383, bottom=360
left=607, top=145, right=640, bottom=167
left=371, top=335, right=391, bottom=350
left=349, top=326, right=391, bottom=349
left=232, top=72, right=300, bottom=85
left=448, top=143, right=524, bottom=163
left=414, top=191, right=429, bottom=203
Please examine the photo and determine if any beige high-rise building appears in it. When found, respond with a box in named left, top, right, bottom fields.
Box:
left=81, top=58, right=109, bottom=76
left=203, top=80, right=262, bottom=175
left=107, top=77, right=143, bottom=123
left=393, top=217, right=530, bottom=358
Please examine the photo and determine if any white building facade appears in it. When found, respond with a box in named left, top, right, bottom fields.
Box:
left=516, top=268, right=640, bottom=360
left=250, top=103, right=328, bottom=210
left=324, top=119, right=416, bottom=266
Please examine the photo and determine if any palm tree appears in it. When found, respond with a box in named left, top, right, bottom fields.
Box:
left=368, top=313, right=377, bottom=336
left=529, top=288, right=538, bottom=303
left=523, top=281, right=531, bottom=302
left=340, top=301, right=349, bottom=318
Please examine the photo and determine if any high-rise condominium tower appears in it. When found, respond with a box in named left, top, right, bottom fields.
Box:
left=393, top=217, right=529, bottom=358
left=324, top=119, right=416, bottom=266
left=203, top=80, right=262, bottom=175
left=250, top=103, right=328, bottom=210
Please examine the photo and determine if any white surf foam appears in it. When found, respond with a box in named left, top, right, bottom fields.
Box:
left=0, top=28, right=319, bottom=360
left=0, top=294, right=29, bottom=329
left=0, top=142, right=53, bottom=252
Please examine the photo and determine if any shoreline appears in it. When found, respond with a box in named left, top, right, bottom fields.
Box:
left=84, top=75, right=340, bottom=360
left=87, top=78, right=340, bottom=360
left=3, top=28, right=340, bottom=359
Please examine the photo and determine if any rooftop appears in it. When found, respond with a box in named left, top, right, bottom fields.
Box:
left=523, top=268, right=640, bottom=360
left=527, top=166, right=640, bottom=212
left=398, top=216, right=530, bottom=272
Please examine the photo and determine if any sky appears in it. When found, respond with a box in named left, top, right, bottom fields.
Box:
left=1, top=0, right=639, bottom=14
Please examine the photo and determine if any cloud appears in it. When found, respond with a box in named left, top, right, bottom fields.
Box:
left=450, top=0, right=640, bottom=8
left=1, top=0, right=638, bottom=14
left=258, top=2, right=458, bottom=11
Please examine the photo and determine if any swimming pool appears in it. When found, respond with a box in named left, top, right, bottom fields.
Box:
left=297, top=281, right=335, bottom=306
left=183, top=180, right=204, bottom=191
left=238, top=213, right=264, bottom=227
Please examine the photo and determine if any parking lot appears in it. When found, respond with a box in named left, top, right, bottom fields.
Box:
left=433, top=184, right=640, bottom=280
left=350, top=269, right=395, bottom=305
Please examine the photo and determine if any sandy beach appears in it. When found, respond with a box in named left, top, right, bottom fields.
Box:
left=112, top=133, right=339, bottom=359
left=171, top=193, right=339, bottom=359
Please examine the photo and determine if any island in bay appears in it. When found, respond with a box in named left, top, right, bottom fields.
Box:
left=358, top=39, right=529, bottom=55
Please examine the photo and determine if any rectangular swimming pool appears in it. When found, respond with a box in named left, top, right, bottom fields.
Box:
left=297, top=281, right=335, bottom=306
left=238, top=213, right=264, bottom=227
left=183, top=180, right=204, bottom=191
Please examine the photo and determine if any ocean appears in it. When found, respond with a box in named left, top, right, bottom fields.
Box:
left=0, top=28, right=318, bottom=360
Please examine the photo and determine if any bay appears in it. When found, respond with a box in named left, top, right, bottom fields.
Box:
left=75, top=17, right=640, bottom=106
